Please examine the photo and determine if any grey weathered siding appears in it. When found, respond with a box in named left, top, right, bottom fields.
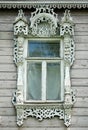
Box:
left=0, top=9, right=88, bottom=130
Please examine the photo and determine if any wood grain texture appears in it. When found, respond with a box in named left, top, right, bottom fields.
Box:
left=0, top=81, right=16, bottom=89
left=0, top=56, right=14, bottom=63
left=72, top=78, right=88, bottom=86
left=0, top=40, right=14, bottom=47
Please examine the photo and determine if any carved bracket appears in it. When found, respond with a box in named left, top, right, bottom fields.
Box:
left=12, top=8, right=76, bottom=127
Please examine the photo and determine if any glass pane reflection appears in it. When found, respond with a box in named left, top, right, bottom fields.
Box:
left=28, top=40, right=60, bottom=57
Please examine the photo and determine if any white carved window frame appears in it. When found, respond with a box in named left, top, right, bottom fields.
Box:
left=23, top=38, right=64, bottom=103
left=12, top=8, right=76, bottom=127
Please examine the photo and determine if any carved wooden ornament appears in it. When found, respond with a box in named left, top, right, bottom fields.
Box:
left=12, top=7, right=76, bottom=127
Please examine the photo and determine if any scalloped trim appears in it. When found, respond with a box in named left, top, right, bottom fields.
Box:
left=0, top=0, right=88, bottom=9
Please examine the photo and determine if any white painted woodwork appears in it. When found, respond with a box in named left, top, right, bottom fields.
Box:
left=42, top=61, right=47, bottom=101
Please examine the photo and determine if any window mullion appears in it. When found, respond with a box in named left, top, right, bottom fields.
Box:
left=42, top=61, right=47, bottom=101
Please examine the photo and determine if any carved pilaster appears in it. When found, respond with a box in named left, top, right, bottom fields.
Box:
left=13, top=10, right=28, bottom=106
left=60, top=10, right=75, bottom=127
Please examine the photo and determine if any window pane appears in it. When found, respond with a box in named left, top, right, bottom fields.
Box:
left=46, top=63, right=61, bottom=100
left=28, top=40, right=60, bottom=57
left=27, top=62, right=41, bottom=100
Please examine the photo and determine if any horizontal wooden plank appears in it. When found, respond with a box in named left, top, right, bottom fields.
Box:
left=75, top=31, right=88, bottom=36
left=74, top=16, right=88, bottom=23
left=72, top=79, right=88, bottom=86
left=0, top=108, right=15, bottom=116
left=0, top=40, right=14, bottom=47
left=0, top=47, right=13, bottom=56
left=0, top=56, right=14, bottom=63
left=75, top=35, right=88, bottom=43
left=0, top=32, right=13, bottom=40
left=71, top=10, right=88, bottom=16
left=71, top=128, right=88, bottom=130
left=0, top=23, right=13, bottom=31
left=0, top=64, right=16, bottom=72
left=0, top=129, right=67, bottom=130
left=74, top=97, right=88, bottom=108
left=73, top=108, right=88, bottom=116
left=0, top=128, right=88, bottom=130
left=72, top=60, right=88, bottom=69
left=75, top=23, right=88, bottom=32
left=0, top=10, right=17, bottom=23
left=72, top=116, right=88, bottom=127
left=0, top=81, right=16, bottom=89
left=76, top=44, right=88, bottom=51
left=0, top=97, right=13, bottom=108
left=73, top=87, right=88, bottom=97
left=0, top=89, right=15, bottom=97
left=0, top=72, right=16, bottom=80
left=71, top=69, right=88, bottom=78
left=75, top=51, right=88, bottom=59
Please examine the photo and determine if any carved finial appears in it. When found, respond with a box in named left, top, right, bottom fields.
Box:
left=14, top=9, right=28, bottom=24
left=60, top=9, right=74, bottom=36
left=61, top=9, right=73, bottom=24
left=18, top=9, right=24, bottom=18
left=14, top=9, right=28, bottom=35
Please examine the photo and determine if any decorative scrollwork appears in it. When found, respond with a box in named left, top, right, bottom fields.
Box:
left=60, top=9, right=74, bottom=36
left=60, top=10, right=75, bottom=66
left=14, top=9, right=28, bottom=36
left=64, top=38, right=75, bottom=66
left=23, top=108, right=64, bottom=121
left=30, top=7, right=59, bottom=37
left=13, top=38, right=24, bottom=65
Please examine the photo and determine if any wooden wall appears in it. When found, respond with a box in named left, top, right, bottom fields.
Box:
left=0, top=8, right=88, bottom=130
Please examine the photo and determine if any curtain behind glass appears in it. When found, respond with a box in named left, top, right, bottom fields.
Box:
left=46, top=63, right=61, bottom=100
left=27, top=62, right=41, bottom=100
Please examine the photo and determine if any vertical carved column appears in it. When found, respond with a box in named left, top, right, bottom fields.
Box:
left=60, top=10, right=75, bottom=127
left=13, top=9, right=28, bottom=126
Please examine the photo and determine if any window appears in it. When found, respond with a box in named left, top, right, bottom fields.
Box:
left=12, top=8, right=76, bottom=127
left=24, top=39, right=64, bottom=102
